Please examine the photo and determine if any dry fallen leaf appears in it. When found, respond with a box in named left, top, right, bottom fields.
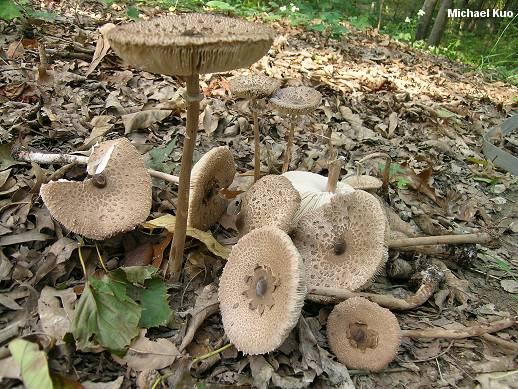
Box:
left=86, top=23, right=116, bottom=77
left=38, top=286, right=77, bottom=344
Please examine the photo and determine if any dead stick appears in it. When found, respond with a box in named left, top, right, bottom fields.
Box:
left=401, top=317, right=517, bottom=339
left=326, top=159, right=342, bottom=193
left=481, top=333, right=518, bottom=351
left=12, top=148, right=179, bottom=184
left=389, top=233, right=491, bottom=248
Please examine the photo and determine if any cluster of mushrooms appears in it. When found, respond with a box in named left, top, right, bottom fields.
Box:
left=36, top=14, right=402, bottom=372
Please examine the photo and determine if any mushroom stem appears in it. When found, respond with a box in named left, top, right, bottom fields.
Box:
left=251, top=100, right=261, bottom=182
left=12, top=148, right=180, bottom=184
left=326, top=159, right=342, bottom=193
left=169, top=73, right=202, bottom=280
left=388, top=233, right=491, bottom=248
left=282, top=118, right=296, bottom=173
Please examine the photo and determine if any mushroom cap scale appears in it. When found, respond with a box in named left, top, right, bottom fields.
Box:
left=219, top=226, right=306, bottom=355
left=40, top=138, right=152, bottom=240
left=188, top=146, right=236, bottom=231
left=229, top=74, right=282, bottom=100
left=107, top=14, right=275, bottom=76
left=327, top=297, right=401, bottom=371
left=270, top=86, right=322, bottom=116
left=342, top=175, right=383, bottom=190
left=293, top=190, right=388, bottom=291
left=236, top=175, right=300, bottom=235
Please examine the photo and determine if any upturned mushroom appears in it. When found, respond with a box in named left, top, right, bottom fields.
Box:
left=107, top=14, right=275, bottom=278
left=236, top=175, right=300, bottom=235
left=292, top=190, right=388, bottom=291
left=40, top=138, right=152, bottom=240
left=270, top=86, right=322, bottom=172
left=229, top=75, right=282, bottom=182
left=188, top=146, right=236, bottom=231
left=219, top=226, right=306, bottom=355
left=327, top=297, right=401, bottom=371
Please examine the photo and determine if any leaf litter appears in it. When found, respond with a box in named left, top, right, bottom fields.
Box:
left=0, top=2, right=517, bottom=388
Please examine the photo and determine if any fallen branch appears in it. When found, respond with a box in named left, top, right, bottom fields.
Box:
left=401, top=317, right=517, bottom=339
left=12, top=147, right=179, bottom=185
left=389, top=233, right=491, bottom=248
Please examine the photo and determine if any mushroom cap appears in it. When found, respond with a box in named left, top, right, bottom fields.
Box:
left=188, top=146, right=236, bottom=230
left=219, top=226, right=306, bottom=355
left=293, top=190, right=388, bottom=291
left=327, top=297, right=401, bottom=371
left=40, top=138, right=152, bottom=240
left=229, top=74, right=282, bottom=100
left=342, top=175, right=382, bottom=191
left=270, top=86, right=322, bottom=116
left=236, top=175, right=300, bottom=235
left=107, top=14, right=275, bottom=76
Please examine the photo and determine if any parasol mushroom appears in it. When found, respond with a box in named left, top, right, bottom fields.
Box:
left=40, top=138, right=152, bottom=240
left=327, top=297, right=401, bottom=371
left=342, top=175, right=383, bottom=191
left=107, top=14, right=275, bottom=279
left=293, top=190, right=388, bottom=291
left=219, top=226, right=306, bottom=355
left=270, top=86, right=322, bottom=173
left=229, top=74, right=282, bottom=182
left=188, top=146, right=236, bottom=231
left=236, top=175, right=300, bottom=235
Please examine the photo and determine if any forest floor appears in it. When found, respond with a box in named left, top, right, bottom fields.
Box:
left=0, top=1, right=517, bottom=389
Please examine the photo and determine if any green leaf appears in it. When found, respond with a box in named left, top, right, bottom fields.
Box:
left=8, top=339, right=53, bottom=389
left=72, top=277, right=141, bottom=354
left=146, top=138, right=177, bottom=173
left=127, top=6, right=139, bottom=20
left=113, top=265, right=158, bottom=284
left=0, top=0, right=22, bottom=20
left=132, top=278, right=172, bottom=328
left=206, top=1, right=235, bottom=11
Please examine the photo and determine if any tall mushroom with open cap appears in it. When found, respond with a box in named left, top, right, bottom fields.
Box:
left=293, top=190, right=388, bottom=291
left=188, top=146, right=236, bottom=231
left=40, top=138, right=152, bottom=240
left=229, top=75, right=281, bottom=182
left=270, top=86, right=322, bottom=173
left=327, top=297, right=401, bottom=371
left=107, top=14, right=275, bottom=278
left=219, top=226, right=306, bottom=355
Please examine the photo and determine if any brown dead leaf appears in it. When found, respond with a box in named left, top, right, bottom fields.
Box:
left=218, top=187, right=244, bottom=200
left=38, top=286, right=77, bottom=344
left=392, top=163, right=446, bottom=207
left=152, top=233, right=173, bottom=269
left=6, top=41, right=24, bottom=59
left=122, top=110, right=172, bottom=134
left=86, top=23, right=116, bottom=77
left=83, top=115, right=115, bottom=148
left=388, top=111, right=398, bottom=138
left=123, top=242, right=153, bottom=267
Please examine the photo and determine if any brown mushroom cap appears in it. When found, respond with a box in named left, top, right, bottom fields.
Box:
left=342, top=175, right=382, bottom=191
left=188, top=146, right=236, bottom=230
left=107, top=14, right=275, bottom=76
left=270, top=86, right=322, bottom=116
left=236, top=175, right=300, bottom=235
left=229, top=74, right=282, bottom=100
left=327, top=297, right=401, bottom=371
left=40, top=138, right=152, bottom=240
left=293, top=190, right=388, bottom=291
left=219, top=226, right=306, bottom=355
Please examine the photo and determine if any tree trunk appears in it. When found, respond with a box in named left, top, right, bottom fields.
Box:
left=415, top=0, right=439, bottom=40
left=427, top=0, right=453, bottom=46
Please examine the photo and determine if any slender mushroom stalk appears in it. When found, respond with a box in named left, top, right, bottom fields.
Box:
left=106, top=14, right=274, bottom=279
left=251, top=100, right=261, bottom=182
left=270, top=86, right=322, bottom=173
left=326, top=159, right=342, bottom=193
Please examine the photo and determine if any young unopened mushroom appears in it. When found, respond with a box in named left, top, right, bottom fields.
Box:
left=293, top=191, right=388, bottom=291
left=270, top=86, right=322, bottom=172
left=40, top=138, right=152, bottom=240
left=107, top=14, right=274, bottom=278
left=236, top=175, right=300, bottom=235
left=219, top=226, right=306, bottom=355
left=188, top=146, right=236, bottom=231
left=342, top=175, right=383, bottom=191
left=327, top=297, right=401, bottom=371
left=229, top=75, right=282, bottom=182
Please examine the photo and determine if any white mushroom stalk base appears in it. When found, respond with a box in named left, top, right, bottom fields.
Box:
left=13, top=147, right=179, bottom=185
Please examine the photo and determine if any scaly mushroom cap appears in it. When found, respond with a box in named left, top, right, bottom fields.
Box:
left=293, top=191, right=388, bottom=291
left=219, top=226, right=306, bottom=355
left=188, top=146, right=236, bottom=230
left=229, top=74, right=282, bottom=100
left=270, top=86, right=322, bottom=116
left=40, top=138, right=152, bottom=240
left=107, top=14, right=275, bottom=76
left=236, top=175, right=300, bottom=235
left=327, top=297, right=401, bottom=371
left=342, top=175, right=382, bottom=191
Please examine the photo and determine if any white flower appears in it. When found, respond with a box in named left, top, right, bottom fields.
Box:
left=280, top=5, right=287, bottom=11
left=417, top=9, right=426, bottom=16
left=291, top=5, right=299, bottom=12
left=405, top=17, right=411, bottom=23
